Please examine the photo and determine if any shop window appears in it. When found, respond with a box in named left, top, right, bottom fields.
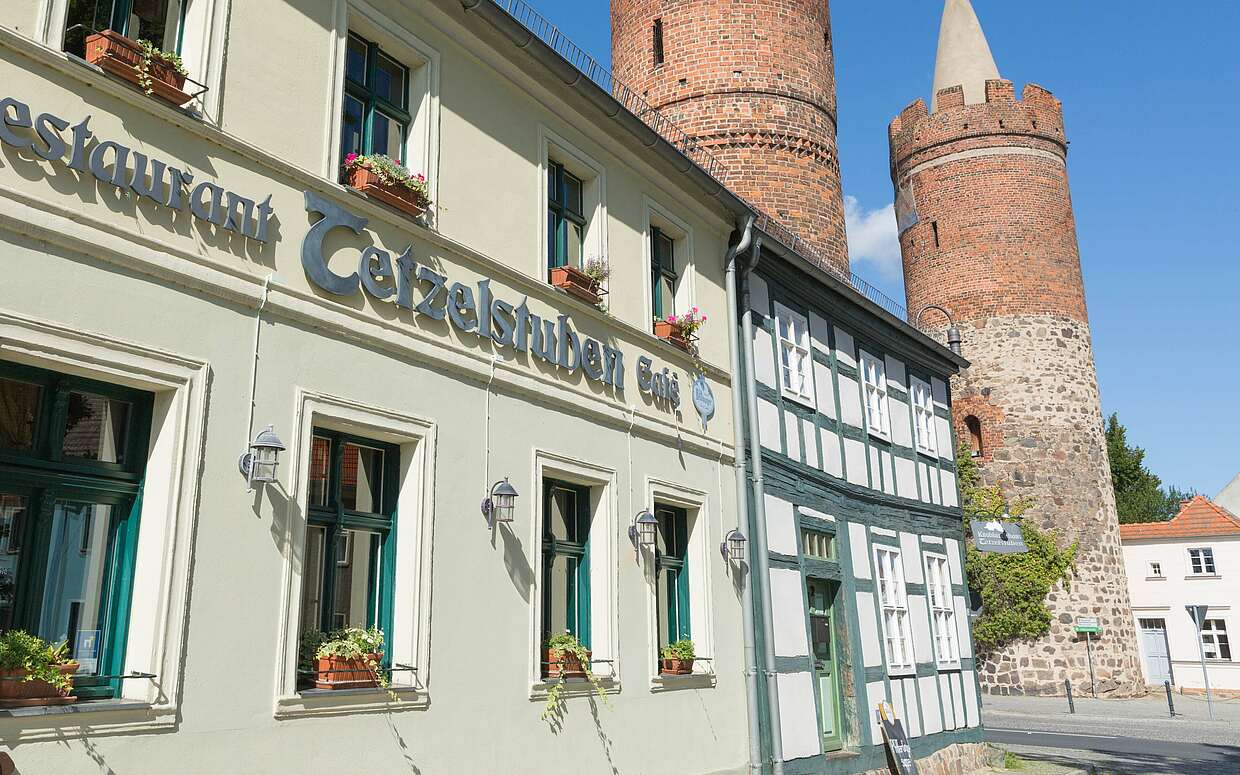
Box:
left=547, top=161, right=587, bottom=275
left=874, top=545, right=912, bottom=671
left=655, top=505, right=690, bottom=653
left=774, top=302, right=814, bottom=407
left=860, top=350, right=890, bottom=439
left=1201, top=619, right=1231, bottom=661
left=0, top=360, right=152, bottom=702
left=339, top=32, right=411, bottom=168
left=1188, top=547, right=1216, bottom=576
left=541, top=479, right=592, bottom=671
left=924, top=554, right=959, bottom=665
left=911, top=376, right=937, bottom=456
left=298, top=430, right=399, bottom=688
left=63, top=0, right=188, bottom=59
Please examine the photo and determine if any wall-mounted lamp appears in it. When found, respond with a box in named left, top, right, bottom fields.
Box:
left=239, top=425, right=286, bottom=490
left=481, top=478, right=519, bottom=527
left=915, top=304, right=962, bottom=356
left=720, top=529, right=747, bottom=563
left=629, top=510, right=658, bottom=549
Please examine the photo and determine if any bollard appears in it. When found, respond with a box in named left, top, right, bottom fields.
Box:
left=1165, top=680, right=1176, bottom=718
left=1065, top=679, right=1075, bottom=714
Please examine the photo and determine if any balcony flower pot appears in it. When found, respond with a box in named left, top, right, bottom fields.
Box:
left=660, top=657, right=694, bottom=676
left=550, top=264, right=602, bottom=305
left=0, top=663, right=78, bottom=708
left=544, top=647, right=591, bottom=680
left=342, top=155, right=431, bottom=220
left=314, top=652, right=383, bottom=690
left=653, top=320, right=693, bottom=352
left=85, top=30, right=192, bottom=107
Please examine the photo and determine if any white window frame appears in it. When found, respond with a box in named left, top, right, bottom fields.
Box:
left=1188, top=547, right=1217, bottom=576
left=924, top=553, right=959, bottom=666
left=874, top=545, right=913, bottom=672
left=910, top=376, right=937, bottom=456
left=1201, top=619, right=1232, bottom=661
left=1149, top=561, right=1163, bottom=578
left=773, top=302, right=815, bottom=408
left=325, top=0, right=442, bottom=198
left=643, top=195, right=696, bottom=327
left=275, top=389, right=437, bottom=717
left=539, top=128, right=608, bottom=284
left=860, top=350, right=890, bottom=440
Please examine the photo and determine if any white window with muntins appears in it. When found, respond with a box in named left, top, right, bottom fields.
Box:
left=1149, top=561, right=1163, bottom=578
left=910, top=376, right=937, bottom=456
left=860, top=350, right=890, bottom=439
left=774, top=302, right=814, bottom=408
left=924, top=554, right=959, bottom=665
left=874, top=545, right=912, bottom=671
left=1201, top=619, right=1231, bottom=661
left=1188, top=547, right=1216, bottom=576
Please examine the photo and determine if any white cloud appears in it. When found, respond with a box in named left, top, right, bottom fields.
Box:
left=844, top=195, right=902, bottom=280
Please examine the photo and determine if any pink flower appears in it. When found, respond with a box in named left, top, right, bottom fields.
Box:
left=345, top=152, right=358, bottom=163
left=701, top=315, right=707, bottom=322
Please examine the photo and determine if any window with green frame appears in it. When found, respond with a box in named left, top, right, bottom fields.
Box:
left=0, top=359, right=152, bottom=702
left=340, top=32, right=411, bottom=169
left=541, top=479, right=591, bottom=666
left=298, top=430, right=398, bottom=675
left=651, top=226, right=677, bottom=323
left=547, top=161, right=586, bottom=276
left=654, top=505, right=690, bottom=650
left=63, top=0, right=189, bottom=60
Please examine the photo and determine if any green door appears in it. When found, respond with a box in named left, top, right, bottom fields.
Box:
left=808, top=579, right=843, bottom=751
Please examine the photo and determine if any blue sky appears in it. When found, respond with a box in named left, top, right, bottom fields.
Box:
left=527, top=1, right=1239, bottom=497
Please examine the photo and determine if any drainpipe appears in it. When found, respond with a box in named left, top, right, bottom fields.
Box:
left=740, top=236, right=784, bottom=774
left=723, top=214, right=762, bottom=774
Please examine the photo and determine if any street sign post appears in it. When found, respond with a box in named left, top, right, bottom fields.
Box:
left=1186, top=605, right=1216, bottom=720
left=1074, top=617, right=1102, bottom=697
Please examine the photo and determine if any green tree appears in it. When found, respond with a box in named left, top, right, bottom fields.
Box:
left=1105, top=414, right=1184, bottom=523
left=958, top=446, right=1077, bottom=653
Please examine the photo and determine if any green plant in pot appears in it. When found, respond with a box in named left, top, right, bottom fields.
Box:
left=310, top=627, right=389, bottom=693
left=0, top=630, right=78, bottom=707
left=660, top=639, right=696, bottom=675
left=540, top=631, right=606, bottom=722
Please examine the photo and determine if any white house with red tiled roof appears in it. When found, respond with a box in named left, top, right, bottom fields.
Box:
left=1120, top=497, right=1240, bottom=691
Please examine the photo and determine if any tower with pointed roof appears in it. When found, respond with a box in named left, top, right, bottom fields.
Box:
left=889, top=0, right=1144, bottom=695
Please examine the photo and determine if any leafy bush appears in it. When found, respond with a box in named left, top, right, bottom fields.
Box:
left=0, top=630, right=75, bottom=694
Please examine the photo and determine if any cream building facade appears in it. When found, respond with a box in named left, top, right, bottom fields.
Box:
left=0, top=1, right=758, bottom=772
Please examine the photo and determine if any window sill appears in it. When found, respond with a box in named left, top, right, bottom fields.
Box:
left=1185, top=574, right=1222, bottom=580
left=780, top=389, right=816, bottom=412
left=887, top=666, right=916, bottom=678
left=650, top=671, right=716, bottom=693
left=916, top=447, right=938, bottom=460
left=275, top=685, right=425, bottom=719
left=0, top=698, right=174, bottom=740
left=528, top=676, right=620, bottom=701
left=935, top=661, right=962, bottom=673
left=1146, top=576, right=1167, bottom=581
left=0, top=698, right=150, bottom=719
left=868, top=428, right=892, bottom=444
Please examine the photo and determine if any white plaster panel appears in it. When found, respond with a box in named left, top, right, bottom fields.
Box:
left=919, top=462, right=936, bottom=504
left=777, top=671, right=823, bottom=761
left=908, top=595, right=930, bottom=666
left=769, top=568, right=810, bottom=657
left=934, top=416, right=953, bottom=460
left=931, top=377, right=948, bottom=407
left=844, top=438, right=868, bottom=486
left=849, top=523, right=871, bottom=580
left=749, top=273, right=770, bottom=315
left=922, top=535, right=944, bottom=546
left=838, top=374, right=863, bottom=427
left=784, top=409, right=802, bottom=462
left=891, top=679, right=907, bottom=729
left=758, top=398, right=780, bottom=452
left=900, top=533, right=924, bottom=583
left=809, top=311, right=830, bottom=355
left=869, top=447, right=881, bottom=490
left=764, top=494, right=798, bottom=557
left=834, top=326, right=856, bottom=368
left=940, top=470, right=959, bottom=508
left=950, top=674, right=965, bottom=730
left=799, top=507, right=833, bottom=522
left=939, top=674, right=958, bottom=729
left=885, top=355, right=907, bottom=392
left=902, top=678, right=923, bottom=738
left=881, top=450, right=897, bottom=496
left=919, top=675, right=944, bottom=735
left=753, top=325, right=776, bottom=388
left=865, top=680, right=887, bottom=744
left=895, top=457, right=918, bottom=500
left=890, top=398, right=913, bottom=448
left=945, top=538, right=963, bottom=584
left=955, top=596, right=973, bottom=658
left=871, top=527, right=896, bottom=538
left=813, top=361, right=835, bottom=418
left=821, top=428, right=843, bottom=478
left=802, top=416, right=818, bottom=467
left=856, top=591, right=882, bottom=667
left=963, top=670, right=980, bottom=727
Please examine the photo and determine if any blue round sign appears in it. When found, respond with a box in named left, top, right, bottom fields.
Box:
left=692, top=374, right=715, bottom=424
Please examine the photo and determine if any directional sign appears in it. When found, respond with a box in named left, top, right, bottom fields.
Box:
left=1074, top=616, right=1101, bottom=634
left=970, top=520, right=1028, bottom=554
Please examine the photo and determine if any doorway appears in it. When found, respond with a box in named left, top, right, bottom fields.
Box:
left=807, top=578, right=844, bottom=752
left=1139, top=618, right=1173, bottom=685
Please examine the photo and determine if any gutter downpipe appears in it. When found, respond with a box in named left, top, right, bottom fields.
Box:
left=724, top=214, right=762, bottom=775
left=740, top=235, right=785, bottom=774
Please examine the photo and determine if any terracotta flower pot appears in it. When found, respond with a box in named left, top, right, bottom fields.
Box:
left=0, top=662, right=79, bottom=708
left=660, top=657, right=695, bottom=676
left=544, top=647, right=591, bottom=680
left=653, top=320, right=693, bottom=352
left=84, top=30, right=192, bottom=107
left=549, top=265, right=602, bottom=305
left=344, top=167, right=427, bottom=219
left=314, top=652, right=382, bottom=690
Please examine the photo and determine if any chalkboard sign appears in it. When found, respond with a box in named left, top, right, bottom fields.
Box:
left=880, top=713, right=918, bottom=775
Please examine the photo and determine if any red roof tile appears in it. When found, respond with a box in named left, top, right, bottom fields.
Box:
left=1120, top=496, right=1240, bottom=541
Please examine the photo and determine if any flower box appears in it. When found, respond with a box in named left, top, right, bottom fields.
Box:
left=550, top=265, right=602, bottom=305
left=345, top=166, right=427, bottom=219
left=544, top=647, right=591, bottom=681
left=0, top=662, right=78, bottom=708
left=654, top=320, right=693, bottom=352
left=314, top=652, right=382, bottom=690
left=660, top=657, right=694, bottom=676
left=85, top=30, right=192, bottom=107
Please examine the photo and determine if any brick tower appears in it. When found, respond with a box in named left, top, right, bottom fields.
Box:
left=610, top=0, right=849, bottom=274
left=889, top=0, right=1143, bottom=695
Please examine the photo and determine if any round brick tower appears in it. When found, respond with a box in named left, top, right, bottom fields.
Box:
left=889, top=0, right=1143, bottom=696
left=611, top=0, right=849, bottom=275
